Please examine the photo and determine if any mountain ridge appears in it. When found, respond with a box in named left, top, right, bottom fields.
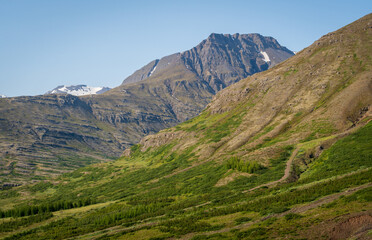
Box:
left=0, top=32, right=293, bottom=185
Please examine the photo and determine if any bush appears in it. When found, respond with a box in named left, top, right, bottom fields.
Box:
left=235, top=217, right=251, bottom=224
left=236, top=227, right=267, bottom=239
left=284, top=213, right=302, bottom=221
left=226, top=157, right=264, bottom=173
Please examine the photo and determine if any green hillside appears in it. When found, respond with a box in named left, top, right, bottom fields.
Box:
left=0, top=14, right=371, bottom=240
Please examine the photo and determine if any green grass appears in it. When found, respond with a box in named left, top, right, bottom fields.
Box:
left=299, top=121, right=372, bottom=183
left=225, top=157, right=264, bottom=173
left=0, top=213, right=53, bottom=233
left=2, top=128, right=372, bottom=239
left=1, top=112, right=371, bottom=240
left=342, top=186, right=372, bottom=203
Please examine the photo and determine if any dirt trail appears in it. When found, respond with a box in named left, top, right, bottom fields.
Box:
left=243, top=147, right=299, bottom=193
left=281, top=182, right=372, bottom=215
left=74, top=121, right=372, bottom=240
left=242, top=119, right=372, bottom=193
left=151, top=118, right=372, bottom=188
left=178, top=183, right=372, bottom=240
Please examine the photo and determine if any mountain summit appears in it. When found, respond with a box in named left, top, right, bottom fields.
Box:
left=122, top=33, right=294, bottom=92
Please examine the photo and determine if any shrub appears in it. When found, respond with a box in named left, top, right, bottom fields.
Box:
left=235, top=217, right=251, bottom=224
left=284, top=213, right=302, bottom=221
left=226, top=157, right=264, bottom=173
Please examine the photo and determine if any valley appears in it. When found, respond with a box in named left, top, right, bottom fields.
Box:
left=0, top=12, right=371, bottom=240
left=0, top=33, right=293, bottom=185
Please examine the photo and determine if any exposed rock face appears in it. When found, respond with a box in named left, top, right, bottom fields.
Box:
left=123, top=33, right=294, bottom=92
left=0, top=33, right=293, bottom=184
left=180, top=33, right=293, bottom=92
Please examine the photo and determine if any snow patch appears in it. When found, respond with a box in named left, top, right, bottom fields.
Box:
left=148, top=60, right=159, bottom=77
left=149, top=66, right=157, bottom=77
left=46, top=85, right=111, bottom=96
left=260, top=51, right=271, bottom=62
left=60, top=86, right=68, bottom=92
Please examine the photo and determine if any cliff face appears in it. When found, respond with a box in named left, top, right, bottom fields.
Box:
left=0, top=34, right=293, bottom=184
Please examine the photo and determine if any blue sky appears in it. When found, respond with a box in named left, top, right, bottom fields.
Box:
left=0, top=0, right=371, bottom=97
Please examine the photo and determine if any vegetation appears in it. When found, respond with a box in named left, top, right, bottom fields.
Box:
left=225, top=157, right=264, bottom=173
left=0, top=198, right=95, bottom=218
left=2, top=122, right=370, bottom=239
left=299, top=121, right=372, bottom=183
left=0, top=213, right=53, bottom=233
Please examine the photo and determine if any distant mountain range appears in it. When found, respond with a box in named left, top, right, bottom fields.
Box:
left=0, top=33, right=294, bottom=184
left=46, top=85, right=111, bottom=96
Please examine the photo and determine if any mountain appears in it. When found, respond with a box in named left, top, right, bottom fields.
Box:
left=122, top=33, right=294, bottom=91
left=0, top=14, right=371, bottom=240
left=45, top=85, right=111, bottom=96
left=0, top=33, right=293, bottom=185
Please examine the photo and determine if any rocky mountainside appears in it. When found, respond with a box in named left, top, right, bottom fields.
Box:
left=123, top=33, right=294, bottom=92
left=45, top=85, right=111, bottom=96
left=0, top=14, right=371, bottom=240
left=131, top=14, right=372, bottom=169
left=0, top=33, right=293, bottom=185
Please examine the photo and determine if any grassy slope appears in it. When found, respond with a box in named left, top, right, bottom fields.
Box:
left=0, top=14, right=371, bottom=240
left=1, top=121, right=371, bottom=240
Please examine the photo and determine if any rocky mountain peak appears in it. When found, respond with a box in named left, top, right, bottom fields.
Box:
left=204, top=33, right=283, bottom=50
left=122, top=33, right=294, bottom=90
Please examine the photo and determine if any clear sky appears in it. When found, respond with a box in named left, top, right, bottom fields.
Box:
left=0, top=0, right=371, bottom=97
